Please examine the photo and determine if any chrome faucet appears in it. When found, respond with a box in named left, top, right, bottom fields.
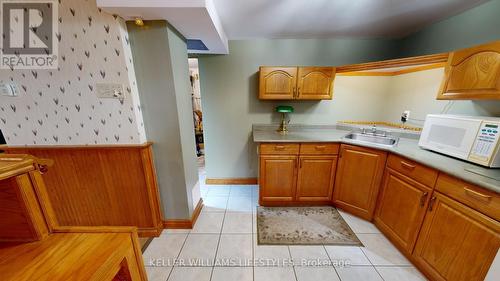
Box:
left=371, top=125, right=377, bottom=134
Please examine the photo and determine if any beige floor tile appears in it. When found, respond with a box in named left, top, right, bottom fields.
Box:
left=216, top=234, right=253, bottom=266
left=376, top=266, right=427, bottom=281
left=254, top=267, right=297, bottom=281
left=167, top=267, right=212, bottom=281
left=358, top=234, right=411, bottom=266
left=143, top=234, right=188, bottom=266
left=207, top=186, right=231, bottom=196
left=324, top=246, right=371, bottom=266
left=178, top=234, right=219, bottom=266
left=222, top=212, right=253, bottom=233
left=227, top=196, right=254, bottom=213
left=202, top=196, right=228, bottom=212
left=145, top=266, right=172, bottom=281
left=294, top=266, right=340, bottom=281
left=289, top=246, right=330, bottom=266
left=211, top=266, right=253, bottom=281
left=338, top=210, right=380, bottom=234
left=230, top=186, right=253, bottom=197
left=161, top=229, right=191, bottom=235
left=253, top=234, right=291, bottom=267
left=336, top=266, right=383, bottom=281
left=192, top=212, right=225, bottom=233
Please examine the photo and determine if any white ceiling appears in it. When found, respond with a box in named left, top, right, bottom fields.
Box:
left=98, top=0, right=489, bottom=54
left=213, top=0, right=489, bottom=39
left=97, top=0, right=229, bottom=54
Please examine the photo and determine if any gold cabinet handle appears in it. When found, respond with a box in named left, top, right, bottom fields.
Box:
left=401, top=161, right=416, bottom=170
left=274, top=145, right=285, bottom=150
left=293, top=87, right=296, bottom=98
left=464, top=187, right=492, bottom=200
left=420, top=192, right=428, bottom=207
left=315, top=145, right=326, bottom=150
left=297, top=87, right=300, bottom=98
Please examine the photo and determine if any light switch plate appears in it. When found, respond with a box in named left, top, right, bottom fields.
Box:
left=95, top=83, right=124, bottom=100
left=0, top=83, right=19, bottom=97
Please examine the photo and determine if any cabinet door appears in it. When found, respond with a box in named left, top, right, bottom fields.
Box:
left=296, top=156, right=337, bottom=202
left=259, top=67, right=297, bottom=100
left=437, top=40, right=500, bottom=100
left=333, top=145, right=387, bottom=220
left=296, top=67, right=336, bottom=100
left=374, top=168, right=431, bottom=254
left=259, top=155, right=297, bottom=203
left=413, top=192, right=500, bottom=281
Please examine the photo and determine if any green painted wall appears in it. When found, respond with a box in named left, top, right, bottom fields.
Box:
left=128, top=21, right=199, bottom=219
left=198, top=0, right=500, bottom=179
left=398, top=0, right=500, bottom=57
left=198, top=39, right=399, bottom=178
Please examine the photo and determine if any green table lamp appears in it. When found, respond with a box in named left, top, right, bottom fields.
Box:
left=276, top=105, right=294, bottom=134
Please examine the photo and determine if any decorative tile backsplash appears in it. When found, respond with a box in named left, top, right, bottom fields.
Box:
left=0, top=0, right=146, bottom=145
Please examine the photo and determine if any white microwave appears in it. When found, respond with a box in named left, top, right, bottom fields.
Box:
left=419, top=114, right=500, bottom=168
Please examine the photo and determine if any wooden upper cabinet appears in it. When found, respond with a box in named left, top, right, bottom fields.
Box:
left=437, top=40, right=500, bottom=100
left=259, top=67, right=297, bottom=100
left=333, top=144, right=387, bottom=220
left=297, top=67, right=336, bottom=100
left=413, top=192, right=500, bottom=281
left=296, top=155, right=337, bottom=202
left=374, top=168, right=431, bottom=254
left=258, top=66, right=335, bottom=100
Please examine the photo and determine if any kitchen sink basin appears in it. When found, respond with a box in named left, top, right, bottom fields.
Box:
left=343, top=132, right=398, bottom=147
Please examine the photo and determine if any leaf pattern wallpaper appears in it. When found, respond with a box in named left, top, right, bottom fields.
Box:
left=0, top=0, right=146, bottom=145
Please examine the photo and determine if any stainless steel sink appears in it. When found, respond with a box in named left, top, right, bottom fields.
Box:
left=343, top=132, right=398, bottom=147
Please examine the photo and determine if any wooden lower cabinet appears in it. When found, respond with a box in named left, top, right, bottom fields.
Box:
left=259, top=155, right=297, bottom=202
left=296, top=156, right=337, bottom=202
left=413, top=192, right=500, bottom=281
left=333, top=144, right=387, bottom=220
left=374, top=168, right=431, bottom=254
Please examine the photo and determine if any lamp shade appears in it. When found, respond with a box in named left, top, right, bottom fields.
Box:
left=276, top=105, right=294, bottom=113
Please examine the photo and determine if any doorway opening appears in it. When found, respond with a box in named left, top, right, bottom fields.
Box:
left=189, top=58, right=206, bottom=184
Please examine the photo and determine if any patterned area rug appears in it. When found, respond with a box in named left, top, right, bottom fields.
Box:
left=257, top=206, right=363, bottom=246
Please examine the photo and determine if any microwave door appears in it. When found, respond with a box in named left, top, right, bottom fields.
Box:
left=419, top=116, right=482, bottom=160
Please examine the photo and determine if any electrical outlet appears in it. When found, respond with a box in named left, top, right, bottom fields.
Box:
left=401, top=110, right=410, bottom=123
left=95, top=83, right=124, bottom=102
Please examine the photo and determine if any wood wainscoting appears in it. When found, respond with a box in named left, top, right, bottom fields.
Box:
left=4, top=143, right=163, bottom=237
left=163, top=198, right=204, bottom=229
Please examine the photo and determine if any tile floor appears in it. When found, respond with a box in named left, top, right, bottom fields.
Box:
left=143, top=182, right=427, bottom=281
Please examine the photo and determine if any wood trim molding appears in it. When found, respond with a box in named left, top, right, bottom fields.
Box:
left=3, top=142, right=154, bottom=149
left=205, top=178, right=258, bottom=185
left=337, top=71, right=394, bottom=77
left=337, top=62, right=446, bottom=77
left=163, top=198, right=204, bottom=229
left=336, top=53, right=449, bottom=73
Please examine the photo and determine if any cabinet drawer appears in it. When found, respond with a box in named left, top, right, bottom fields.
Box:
left=260, top=143, right=299, bottom=155
left=387, top=154, right=438, bottom=187
left=435, top=174, right=500, bottom=221
left=300, top=143, right=339, bottom=155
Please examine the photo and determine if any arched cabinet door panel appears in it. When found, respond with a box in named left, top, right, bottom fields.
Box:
left=438, top=40, right=500, bottom=100
left=297, top=67, right=336, bottom=100
left=259, top=67, right=297, bottom=100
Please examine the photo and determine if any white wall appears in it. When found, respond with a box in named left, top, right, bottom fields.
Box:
left=0, top=0, right=145, bottom=145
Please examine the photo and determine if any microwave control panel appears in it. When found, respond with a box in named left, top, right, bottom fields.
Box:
left=469, top=122, right=500, bottom=163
